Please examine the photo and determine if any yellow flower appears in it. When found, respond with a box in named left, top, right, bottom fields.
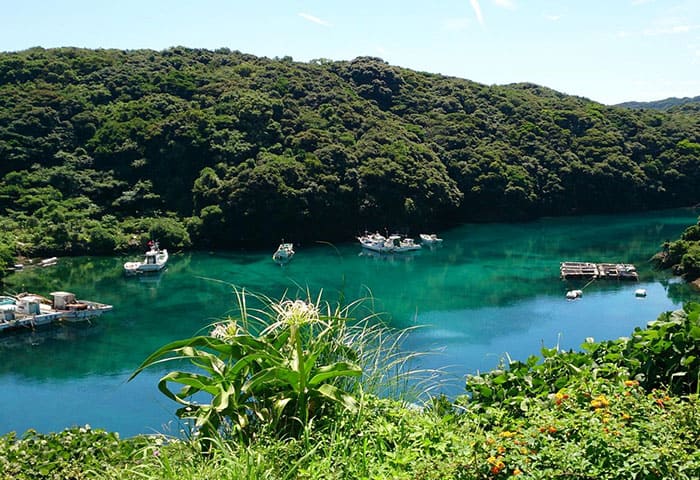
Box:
left=590, top=395, right=609, bottom=409
left=513, top=468, right=523, bottom=476
left=499, top=430, right=516, bottom=438
left=497, top=445, right=506, bottom=454
left=624, top=380, right=639, bottom=387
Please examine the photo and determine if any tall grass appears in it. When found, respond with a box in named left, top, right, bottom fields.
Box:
left=129, top=286, right=439, bottom=453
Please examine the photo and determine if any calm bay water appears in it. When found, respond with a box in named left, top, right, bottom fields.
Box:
left=1, top=209, right=698, bottom=437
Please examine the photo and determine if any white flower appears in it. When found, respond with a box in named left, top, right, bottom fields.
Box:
left=277, top=299, right=319, bottom=326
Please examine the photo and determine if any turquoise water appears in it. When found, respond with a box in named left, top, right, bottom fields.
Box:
left=1, top=209, right=698, bottom=436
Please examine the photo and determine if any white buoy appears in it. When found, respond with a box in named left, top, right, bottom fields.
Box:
left=566, top=289, right=583, bottom=300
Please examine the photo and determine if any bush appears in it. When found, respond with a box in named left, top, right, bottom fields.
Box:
left=463, top=303, right=700, bottom=413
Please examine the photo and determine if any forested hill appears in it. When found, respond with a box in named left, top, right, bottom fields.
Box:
left=617, top=96, right=700, bottom=111
left=0, top=47, right=699, bottom=258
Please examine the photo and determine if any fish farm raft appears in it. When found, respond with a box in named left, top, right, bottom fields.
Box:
left=560, top=262, right=639, bottom=281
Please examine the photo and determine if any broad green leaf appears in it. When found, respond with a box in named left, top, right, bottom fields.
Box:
left=317, top=383, right=358, bottom=412
left=309, top=361, right=362, bottom=385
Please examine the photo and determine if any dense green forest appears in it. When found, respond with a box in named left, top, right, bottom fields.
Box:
left=1, top=46, right=699, bottom=267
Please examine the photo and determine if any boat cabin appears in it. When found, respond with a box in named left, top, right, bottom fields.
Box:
left=50, top=291, right=77, bottom=310
left=16, top=296, right=42, bottom=314
left=1, top=305, right=15, bottom=321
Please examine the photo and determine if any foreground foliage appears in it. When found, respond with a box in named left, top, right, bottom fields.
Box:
left=2, top=302, right=700, bottom=479
left=129, top=291, right=364, bottom=445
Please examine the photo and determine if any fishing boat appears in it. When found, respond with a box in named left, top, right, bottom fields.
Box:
left=0, top=291, right=113, bottom=333
left=358, top=232, right=422, bottom=253
left=124, top=241, right=168, bottom=275
left=419, top=233, right=443, bottom=245
left=387, top=235, right=422, bottom=252
left=358, top=232, right=393, bottom=253
left=272, top=243, right=295, bottom=264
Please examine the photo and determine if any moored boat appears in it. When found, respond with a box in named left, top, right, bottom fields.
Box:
left=272, top=243, right=295, bottom=264
left=0, top=291, right=113, bottom=333
left=358, top=232, right=421, bottom=253
left=419, top=233, right=443, bottom=245
left=358, top=232, right=393, bottom=253
left=387, top=234, right=422, bottom=252
left=124, top=241, right=168, bottom=275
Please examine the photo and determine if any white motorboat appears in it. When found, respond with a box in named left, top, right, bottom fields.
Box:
left=419, top=233, right=443, bottom=245
left=272, top=243, right=295, bottom=264
left=387, top=235, right=422, bottom=252
left=358, top=232, right=393, bottom=253
left=358, top=232, right=422, bottom=253
left=124, top=241, right=168, bottom=275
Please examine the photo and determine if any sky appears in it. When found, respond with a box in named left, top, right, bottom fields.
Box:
left=1, top=0, right=699, bottom=105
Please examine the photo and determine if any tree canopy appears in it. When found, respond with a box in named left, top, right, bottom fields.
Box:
left=0, top=47, right=698, bottom=260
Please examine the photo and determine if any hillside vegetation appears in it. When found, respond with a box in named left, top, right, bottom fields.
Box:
left=617, top=95, right=700, bottom=110
left=0, top=47, right=699, bottom=263
left=653, top=216, right=700, bottom=282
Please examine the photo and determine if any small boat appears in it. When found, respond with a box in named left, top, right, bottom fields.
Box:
left=124, top=241, right=168, bottom=275
left=634, top=288, right=647, bottom=298
left=358, top=232, right=393, bottom=253
left=39, top=257, right=58, bottom=267
left=272, top=243, right=295, bottom=264
left=387, top=234, right=422, bottom=252
left=419, top=233, right=443, bottom=245
left=358, top=232, right=421, bottom=253
left=1, top=291, right=113, bottom=333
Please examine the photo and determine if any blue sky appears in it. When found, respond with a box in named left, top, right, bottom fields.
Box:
left=2, top=0, right=699, bottom=104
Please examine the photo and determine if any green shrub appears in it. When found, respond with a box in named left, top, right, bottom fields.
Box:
left=463, top=303, right=700, bottom=413
left=0, top=426, right=149, bottom=480
left=130, top=290, right=363, bottom=448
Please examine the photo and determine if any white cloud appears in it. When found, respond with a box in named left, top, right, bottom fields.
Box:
left=493, top=0, right=516, bottom=9
left=298, top=13, right=331, bottom=27
left=443, top=17, right=471, bottom=31
left=631, top=0, right=656, bottom=5
left=544, top=14, right=561, bottom=22
left=643, top=23, right=696, bottom=36
left=470, top=0, right=485, bottom=26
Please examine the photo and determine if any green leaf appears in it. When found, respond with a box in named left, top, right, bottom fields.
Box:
left=309, top=361, right=362, bottom=386
left=317, top=384, right=358, bottom=412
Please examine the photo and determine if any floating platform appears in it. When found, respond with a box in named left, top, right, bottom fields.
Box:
left=0, top=292, right=113, bottom=333
left=560, top=262, right=638, bottom=281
